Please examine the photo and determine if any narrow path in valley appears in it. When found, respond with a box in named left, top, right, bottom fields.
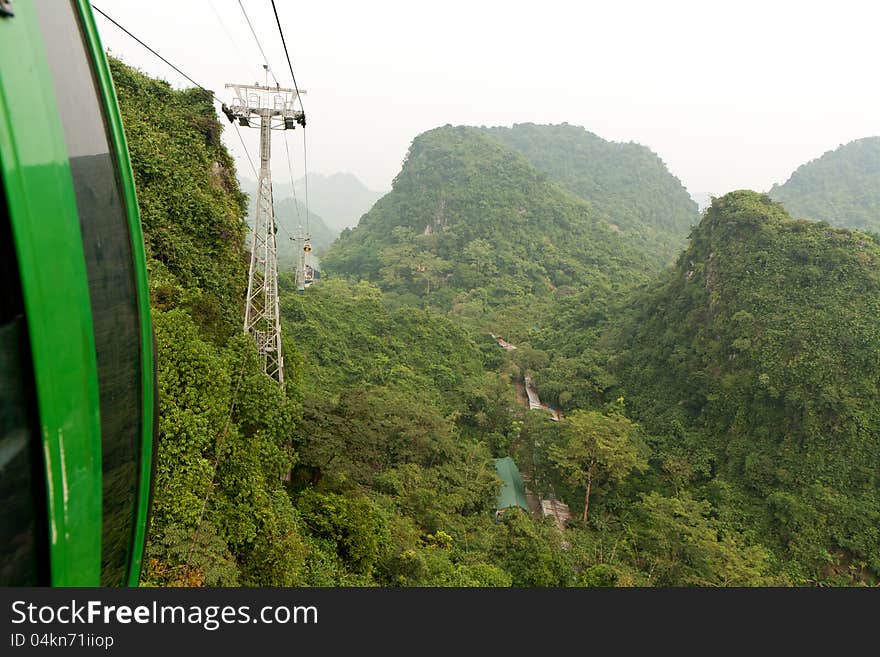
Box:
left=514, top=377, right=527, bottom=408
left=493, top=333, right=572, bottom=529
left=524, top=374, right=560, bottom=421
left=492, top=333, right=560, bottom=421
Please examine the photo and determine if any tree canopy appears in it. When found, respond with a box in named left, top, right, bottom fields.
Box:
left=481, top=123, right=699, bottom=261
left=113, top=55, right=879, bottom=586
left=770, top=137, right=880, bottom=234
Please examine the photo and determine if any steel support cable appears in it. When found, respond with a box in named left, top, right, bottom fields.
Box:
left=231, top=1, right=307, bottom=245
left=301, top=127, right=310, bottom=233
left=92, top=5, right=219, bottom=101
left=207, top=0, right=252, bottom=80
left=269, top=0, right=310, bottom=235
left=268, top=182, right=295, bottom=242
left=233, top=123, right=259, bottom=179
left=269, top=0, right=304, bottom=113
left=203, top=1, right=291, bottom=243
left=282, top=132, right=303, bottom=227
left=236, top=0, right=280, bottom=85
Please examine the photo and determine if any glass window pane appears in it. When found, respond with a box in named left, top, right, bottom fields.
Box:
left=34, top=0, right=143, bottom=586
left=0, top=175, right=46, bottom=585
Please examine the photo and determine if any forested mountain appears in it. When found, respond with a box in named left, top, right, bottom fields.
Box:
left=111, top=58, right=302, bottom=585
left=279, top=277, right=784, bottom=586
left=244, top=194, right=337, bottom=271
left=112, top=57, right=877, bottom=587
left=274, top=196, right=337, bottom=251
left=691, top=192, right=714, bottom=212
left=113, top=60, right=629, bottom=587
left=603, top=192, right=880, bottom=583
left=769, top=137, right=880, bottom=233
left=480, top=123, right=699, bottom=260
left=323, top=125, right=656, bottom=337
left=278, top=279, right=524, bottom=585
left=245, top=171, right=385, bottom=232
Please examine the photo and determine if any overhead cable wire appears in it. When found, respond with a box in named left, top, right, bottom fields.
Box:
left=269, top=0, right=305, bottom=113
left=268, top=182, right=295, bottom=242
left=95, top=4, right=302, bottom=257
left=282, top=134, right=303, bottom=227
left=93, top=3, right=266, bottom=201
left=301, top=127, right=310, bottom=232
left=207, top=0, right=252, bottom=80
left=236, top=0, right=280, bottom=85
left=270, top=0, right=310, bottom=237
left=201, top=1, right=295, bottom=247
left=233, top=123, right=259, bottom=179
left=91, top=4, right=219, bottom=102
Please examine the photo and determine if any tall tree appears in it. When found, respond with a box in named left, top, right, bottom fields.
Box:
left=548, top=410, right=645, bottom=524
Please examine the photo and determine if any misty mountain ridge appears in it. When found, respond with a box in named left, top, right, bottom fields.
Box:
left=242, top=171, right=386, bottom=233
left=479, top=123, right=700, bottom=261
left=323, top=124, right=677, bottom=338
left=242, top=194, right=336, bottom=271
left=605, top=191, right=880, bottom=581
left=769, top=136, right=880, bottom=233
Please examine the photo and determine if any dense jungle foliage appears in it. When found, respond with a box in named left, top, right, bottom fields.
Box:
left=480, top=123, right=699, bottom=261
left=251, top=172, right=385, bottom=233
left=605, top=192, right=880, bottom=583
left=115, top=58, right=878, bottom=586
left=770, top=137, right=880, bottom=234
left=112, top=58, right=302, bottom=585
left=322, top=125, right=654, bottom=339
left=245, top=192, right=336, bottom=270
left=529, top=192, right=880, bottom=583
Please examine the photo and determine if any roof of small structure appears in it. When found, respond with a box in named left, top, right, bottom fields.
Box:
left=494, top=457, right=530, bottom=512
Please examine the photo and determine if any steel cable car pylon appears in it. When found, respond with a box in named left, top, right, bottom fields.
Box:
left=223, top=75, right=305, bottom=384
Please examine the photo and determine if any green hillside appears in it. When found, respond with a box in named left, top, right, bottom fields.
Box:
left=606, top=191, right=880, bottom=583
left=111, top=56, right=879, bottom=587
left=277, top=279, right=526, bottom=585
left=322, top=125, right=654, bottom=337
left=110, top=58, right=304, bottom=585
left=769, top=137, right=880, bottom=233
left=481, top=123, right=699, bottom=260
left=269, top=196, right=336, bottom=271
left=246, top=171, right=385, bottom=232
left=241, top=184, right=338, bottom=269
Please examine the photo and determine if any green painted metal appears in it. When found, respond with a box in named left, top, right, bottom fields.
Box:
left=75, top=0, right=155, bottom=588
left=494, top=457, right=530, bottom=513
left=0, top=1, right=103, bottom=585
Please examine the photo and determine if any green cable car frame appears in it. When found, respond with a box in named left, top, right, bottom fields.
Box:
left=0, top=0, right=155, bottom=586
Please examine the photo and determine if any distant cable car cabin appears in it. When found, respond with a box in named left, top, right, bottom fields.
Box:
left=303, top=263, right=320, bottom=288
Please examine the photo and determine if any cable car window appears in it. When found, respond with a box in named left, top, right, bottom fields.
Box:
left=34, top=0, right=142, bottom=585
left=0, top=174, right=47, bottom=585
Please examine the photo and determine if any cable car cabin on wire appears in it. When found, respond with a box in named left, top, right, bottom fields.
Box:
left=0, top=0, right=156, bottom=586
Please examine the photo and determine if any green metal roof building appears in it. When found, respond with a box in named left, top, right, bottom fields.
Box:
left=494, top=457, right=530, bottom=513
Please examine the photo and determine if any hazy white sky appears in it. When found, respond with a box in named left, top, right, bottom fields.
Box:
left=95, top=0, right=880, bottom=197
